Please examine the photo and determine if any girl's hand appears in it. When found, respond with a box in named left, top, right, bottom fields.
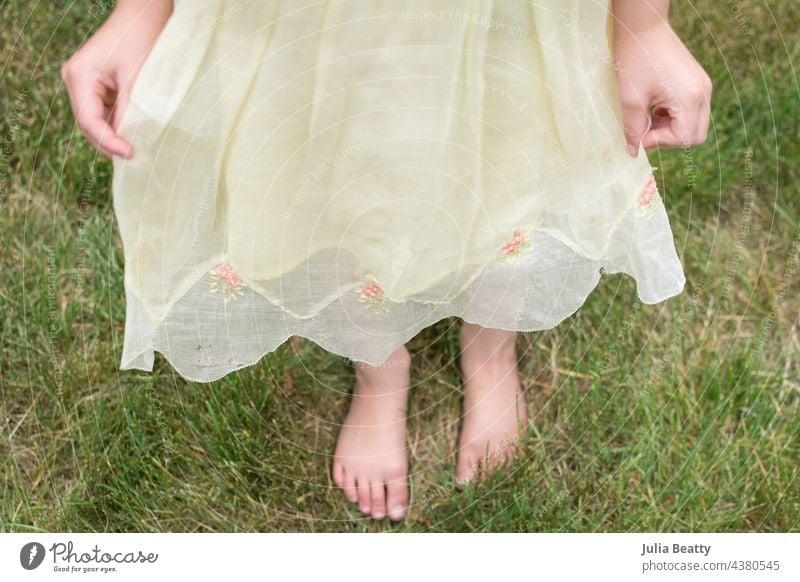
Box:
left=613, top=20, right=712, bottom=156
left=61, top=1, right=173, bottom=159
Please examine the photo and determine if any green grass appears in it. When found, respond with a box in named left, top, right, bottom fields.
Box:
left=1, top=0, right=798, bottom=532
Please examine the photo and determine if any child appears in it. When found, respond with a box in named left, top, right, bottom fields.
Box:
left=62, top=0, right=711, bottom=522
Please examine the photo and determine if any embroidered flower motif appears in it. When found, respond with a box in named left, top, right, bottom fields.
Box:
left=209, top=262, right=246, bottom=302
left=357, top=274, right=390, bottom=312
left=635, top=175, right=661, bottom=219
left=498, top=227, right=532, bottom=263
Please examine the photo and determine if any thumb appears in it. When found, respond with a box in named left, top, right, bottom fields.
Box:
left=112, top=89, right=130, bottom=132
left=620, top=100, right=651, bottom=158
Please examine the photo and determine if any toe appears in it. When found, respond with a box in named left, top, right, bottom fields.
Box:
left=342, top=470, right=358, bottom=503
left=370, top=482, right=387, bottom=520
left=332, top=460, right=344, bottom=487
left=385, top=474, right=409, bottom=521
left=456, top=450, right=478, bottom=485
left=479, top=437, right=518, bottom=476
left=356, top=477, right=371, bottom=515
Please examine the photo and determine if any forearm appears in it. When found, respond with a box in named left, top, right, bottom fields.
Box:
left=107, top=0, right=174, bottom=26
left=92, top=0, right=174, bottom=47
left=612, top=0, right=670, bottom=35
left=80, top=0, right=173, bottom=65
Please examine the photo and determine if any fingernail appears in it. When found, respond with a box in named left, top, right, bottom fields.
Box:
left=626, top=143, right=638, bottom=157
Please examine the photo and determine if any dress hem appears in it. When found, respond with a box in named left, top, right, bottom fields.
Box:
left=119, top=265, right=687, bottom=383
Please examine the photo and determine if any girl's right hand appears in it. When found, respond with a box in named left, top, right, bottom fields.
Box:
left=61, top=0, right=173, bottom=159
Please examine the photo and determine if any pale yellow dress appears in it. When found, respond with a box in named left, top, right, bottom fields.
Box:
left=112, top=0, right=686, bottom=383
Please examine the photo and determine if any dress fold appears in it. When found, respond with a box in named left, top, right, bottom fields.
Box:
left=112, top=0, right=686, bottom=382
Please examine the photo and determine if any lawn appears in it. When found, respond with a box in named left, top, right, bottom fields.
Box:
left=1, top=0, right=798, bottom=532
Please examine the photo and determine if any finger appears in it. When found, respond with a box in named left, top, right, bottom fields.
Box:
left=620, top=99, right=652, bottom=157
left=692, top=70, right=713, bottom=145
left=673, top=102, right=697, bottom=147
left=111, top=87, right=130, bottom=133
left=80, top=97, right=134, bottom=159
left=677, top=86, right=708, bottom=147
left=110, top=89, right=136, bottom=159
left=88, top=138, right=119, bottom=161
left=642, top=98, right=694, bottom=150
left=694, top=97, right=711, bottom=145
left=641, top=124, right=682, bottom=150
left=67, top=70, right=133, bottom=159
left=96, top=144, right=118, bottom=161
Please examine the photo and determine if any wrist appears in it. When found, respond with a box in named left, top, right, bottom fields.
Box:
left=612, top=0, right=670, bottom=37
left=613, top=18, right=674, bottom=47
left=103, top=0, right=173, bottom=37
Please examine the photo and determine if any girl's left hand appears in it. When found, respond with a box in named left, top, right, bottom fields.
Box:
left=613, top=21, right=712, bottom=156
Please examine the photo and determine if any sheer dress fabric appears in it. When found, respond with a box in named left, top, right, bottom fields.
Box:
left=112, top=0, right=686, bottom=382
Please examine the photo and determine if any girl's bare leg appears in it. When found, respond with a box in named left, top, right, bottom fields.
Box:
left=332, top=345, right=411, bottom=521
left=456, top=322, right=528, bottom=482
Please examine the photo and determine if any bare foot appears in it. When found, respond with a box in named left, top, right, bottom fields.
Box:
left=456, top=323, right=528, bottom=483
left=332, top=345, right=411, bottom=521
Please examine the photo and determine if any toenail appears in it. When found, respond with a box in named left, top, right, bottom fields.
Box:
left=455, top=474, right=473, bottom=488
left=389, top=506, right=406, bottom=519
left=372, top=511, right=385, bottom=519
left=360, top=505, right=370, bottom=514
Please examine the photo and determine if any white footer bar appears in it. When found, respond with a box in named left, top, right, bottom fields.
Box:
left=1, top=533, right=797, bottom=581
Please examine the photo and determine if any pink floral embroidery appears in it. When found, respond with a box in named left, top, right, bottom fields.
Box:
left=357, top=274, right=390, bottom=312
left=499, top=227, right=532, bottom=263
left=639, top=176, right=657, bottom=206
left=209, top=262, right=246, bottom=302
left=636, top=175, right=660, bottom=219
